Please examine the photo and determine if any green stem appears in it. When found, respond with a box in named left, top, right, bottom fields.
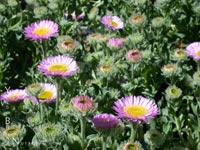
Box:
left=174, top=116, right=187, bottom=147
left=130, top=123, right=138, bottom=142
left=40, top=40, right=48, bottom=58
left=102, top=136, right=107, bottom=150
left=39, top=103, right=43, bottom=121
left=55, top=78, right=62, bottom=116
left=80, top=116, right=86, bottom=148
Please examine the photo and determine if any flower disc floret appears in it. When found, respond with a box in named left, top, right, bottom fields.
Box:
left=38, top=55, right=78, bottom=77
left=113, top=96, right=159, bottom=123
left=24, top=20, right=58, bottom=41
left=101, top=15, right=124, bottom=30
left=92, top=113, right=119, bottom=129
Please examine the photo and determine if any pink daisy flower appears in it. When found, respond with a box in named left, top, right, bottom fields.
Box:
left=92, top=113, right=119, bottom=129
left=24, top=20, right=58, bottom=41
left=28, top=83, right=57, bottom=103
left=0, top=89, right=28, bottom=103
left=127, top=50, right=142, bottom=61
left=38, top=55, right=78, bottom=77
left=108, top=37, right=124, bottom=48
left=186, top=42, right=200, bottom=60
left=101, top=15, right=124, bottom=30
left=113, top=96, right=159, bottom=123
left=71, top=96, right=93, bottom=112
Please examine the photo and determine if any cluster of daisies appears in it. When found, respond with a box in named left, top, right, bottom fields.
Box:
left=1, top=13, right=199, bottom=145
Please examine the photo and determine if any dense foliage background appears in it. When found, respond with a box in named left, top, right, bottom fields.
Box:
left=0, top=0, right=200, bottom=149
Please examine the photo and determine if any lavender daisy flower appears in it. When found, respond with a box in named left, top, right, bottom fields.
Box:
left=186, top=42, right=200, bottom=60
left=113, top=96, right=159, bottom=123
left=108, top=37, right=124, bottom=48
left=92, top=113, right=119, bottom=129
left=127, top=50, right=142, bottom=62
left=28, top=83, right=57, bottom=103
left=0, top=89, right=28, bottom=103
left=38, top=55, right=78, bottom=77
left=24, top=20, right=58, bottom=41
left=101, top=15, right=124, bottom=30
left=37, top=83, right=56, bottom=103
left=71, top=96, right=93, bottom=112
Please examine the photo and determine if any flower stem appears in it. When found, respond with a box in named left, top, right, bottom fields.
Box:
left=102, top=136, right=107, bottom=150
left=55, top=78, right=62, bottom=116
left=80, top=116, right=86, bottom=148
left=130, top=123, right=138, bottom=141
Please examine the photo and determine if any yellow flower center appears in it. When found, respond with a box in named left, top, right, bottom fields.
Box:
left=171, top=88, right=178, bottom=94
left=79, top=99, right=87, bottom=104
left=127, top=144, right=136, bottom=150
left=3, top=127, right=20, bottom=137
left=33, top=27, right=50, bottom=36
left=124, top=105, right=147, bottom=117
left=196, top=50, right=200, bottom=57
left=163, top=64, right=175, bottom=72
left=108, top=19, right=119, bottom=27
left=8, top=94, right=22, bottom=99
left=132, top=15, right=142, bottom=23
left=176, top=50, right=185, bottom=56
left=111, top=21, right=118, bottom=27
left=38, top=90, right=53, bottom=100
left=100, top=65, right=113, bottom=72
left=61, top=40, right=75, bottom=50
left=48, top=63, right=68, bottom=72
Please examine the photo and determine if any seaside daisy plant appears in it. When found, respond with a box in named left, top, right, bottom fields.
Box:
left=24, top=20, right=58, bottom=42
left=101, top=15, right=124, bottom=30
left=113, top=96, right=159, bottom=141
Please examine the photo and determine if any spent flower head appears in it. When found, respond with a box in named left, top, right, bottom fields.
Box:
left=57, top=36, right=80, bottom=54
left=113, top=96, right=159, bottom=123
left=25, top=83, right=42, bottom=97
left=144, top=129, right=165, bottom=148
left=129, top=14, right=146, bottom=27
left=161, top=63, right=180, bottom=77
left=97, top=57, right=118, bottom=78
left=0, top=124, right=26, bottom=147
left=34, top=123, right=62, bottom=143
left=123, top=141, right=144, bottom=150
left=152, top=17, right=166, bottom=28
left=172, top=48, right=187, bottom=61
left=165, top=85, right=182, bottom=99
left=27, top=112, right=42, bottom=126
left=128, top=33, right=143, bottom=44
